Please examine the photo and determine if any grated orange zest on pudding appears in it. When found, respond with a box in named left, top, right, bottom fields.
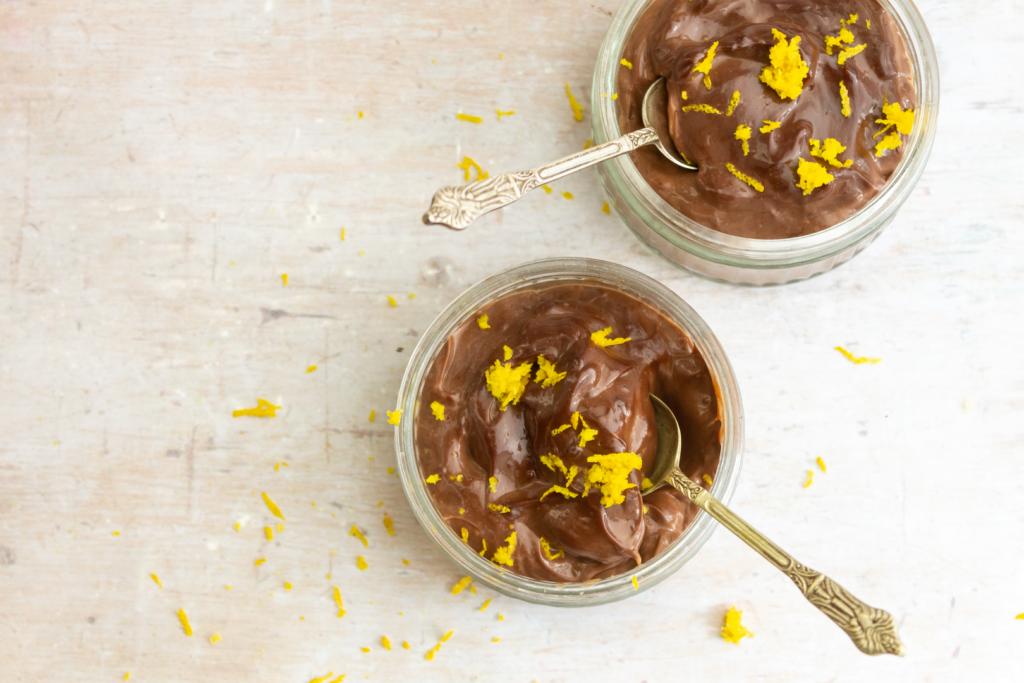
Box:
left=488, top=503, right=511, bottom=514
left=262, top=492, right=285, bottom=520
left=539, top=537, right=565, bottom=560
left=177, top=609, right=193, bottom=636
left=477, top=314, right=490, bottom=329
left=334, top=586, right=346, bottom=617
left=824, top=26, right=855, bottom=55
left=795, top=158, right=834, bottom=195
left=726, top=163, right=764, bottom=192
left=759, top=120, right=781, bottom=134
left=681, top=104, right=721, bottom=114
left=540, top=453, right=569, bottom=477
left=703, top=474, right=714, bottom=486
left=430, top=401, right=445, bottom=421
left=641, top=477, right=653, bottom=491
left=693, top=41, right=718, bottom=89
left=551, top=423, right=571, bottom=436
left=759, top=29, right=808, bottom=100
left=722, top=606, right=753, bottom=643
left=387, top=409, right=402, bottom=426
left=485, top=358, right=533, bottom=410
left=461, top=527, right=469, bottom=543
left=849, top=13, right=859, bottom=23
left=383, top=514, right=395, bottom=536
left=591, top=327, right=631, bottom=347
left=570, top=411, right=581, bottom=430
left=456, top=113, right=483, bottom=124
left=817, top=456, right=827, bottom=472
left=577, top=415, right=599, bottom=448
left=835, top=346, right=881, bottom=364
left=425, top=474, right=440, bottom=484
left=492, top=532, right=517, bottom=566
left=726, top=91, right=741, bottom=116
left=489, top=476, right=498, bottom=492
left=735, top=124, right=752, bottom=156
left=451, top=576, right=473, bottom=594
left=534, top=355, right=566, bottom=387
left=349, top=525, right=368, bottom=548
left=874, top=132, right=902, bottom=156
left=565, top=82, right=585, bottom=121
left=809, top=138, right=853, bottom=168
left=478, top=539, right=487, bottom=556
left=621, top=58, right=633, bottom=69
left=837, top=43, right=866, bottom=65
left=584, top=452, right=642, bottom=507
left=456, top=156, right=489, bottom=182
left=233, top=399, right=280, bottom=418
left=503, top=345, right=513, bottom=361
left=840, top=82, right=852, bottom=117
left=540, top=484, right=578, bottom=501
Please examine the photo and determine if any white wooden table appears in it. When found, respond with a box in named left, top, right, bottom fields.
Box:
left=1, top=1, right=1021, bottom=680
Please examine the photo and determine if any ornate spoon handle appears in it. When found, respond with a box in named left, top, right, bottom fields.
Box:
left=666, top=470, right=906, bottom=657
left=422, top=128, right=659, bottom=230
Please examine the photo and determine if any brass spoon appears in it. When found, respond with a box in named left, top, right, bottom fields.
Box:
left=423, top=77, right=695, bottom=230
left=647, top=395, right=906, bottom=657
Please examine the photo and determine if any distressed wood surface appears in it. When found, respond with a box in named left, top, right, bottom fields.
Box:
left=1, top=0, right=1022, bottom=681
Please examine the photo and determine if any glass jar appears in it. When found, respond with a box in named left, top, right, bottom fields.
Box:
left=591, top=0, right=940, bottom=285
left=394, top=258, right=744, bottom=606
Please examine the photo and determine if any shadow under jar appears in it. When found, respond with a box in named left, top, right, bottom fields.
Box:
left=592, top=0, right=939, bottom=285
left=394, top=258, right=743, bottom=607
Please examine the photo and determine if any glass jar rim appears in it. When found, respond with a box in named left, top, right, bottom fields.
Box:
left=394, top=257, right=745, bottom=606
left=591, top=0, right=940, bottom=269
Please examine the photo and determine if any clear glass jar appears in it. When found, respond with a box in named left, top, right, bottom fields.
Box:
left=394, top=258, right=744, bottom=606
left=591, top=0, right=940, bottom=285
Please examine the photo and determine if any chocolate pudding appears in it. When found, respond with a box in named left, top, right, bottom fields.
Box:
left=617, top=0, right=916, bottom=239
left=415, top=283, right=721, bottom=582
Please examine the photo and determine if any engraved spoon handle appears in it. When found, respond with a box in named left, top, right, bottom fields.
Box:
left=666, top=469, right=906, bottom=657
left=422, top=128, right=659, bottom=230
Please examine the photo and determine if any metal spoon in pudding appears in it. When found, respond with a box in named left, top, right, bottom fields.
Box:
left=423, top=77, right=695, bottom=230
left=647, top=395, right=906, bottom=657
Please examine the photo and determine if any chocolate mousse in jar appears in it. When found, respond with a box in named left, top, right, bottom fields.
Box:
left=394, top=258, right=743, bottom=606
left=593, top=0, right=939, bottom=285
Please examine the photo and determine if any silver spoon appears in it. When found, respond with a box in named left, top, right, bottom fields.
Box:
left=648, top=395, right=906, bottom=657
left=423, top=77, right=696, bottom=230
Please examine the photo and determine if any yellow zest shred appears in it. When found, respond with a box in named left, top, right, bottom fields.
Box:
left=565, top=82, right=585, bottom=122
left=735, top=124, right=752, bottom=156
left=584, top=140, right=593, bottom=150
left=459, top=527, right=470, bottom=544
left=477, top=314, right=490, bottom=329
left=866, top=20, right=871, bottom=29
left=255, top=558, right=266, bottom=566
left=274, top=461, right=289, bottom=471
left=611, top=94, right=618, bottom=100
left=124, top=673, right=130, bottom=680
left=264, top=526, right=273, bottom=541
left=496, top=109, right=515, bottom=120
left=849, top=13, right=859, bottom=24
left=177, top=609, right=193, bottom=636
left=693, top=41, right=718, bottom=89
left=570, top=411, right=581, bottom=430
left=702, top=473, right=714, bottom=486
left=383, top=515, right=395, bottom=536
left=681, top=90, right=688, bottom=100
left=795, top=158, right=834, bottom=195
left=759, top=29, right=808, bottom=100
left=874, top=100, right=914, bottom=136
left=817, top=456, right=827, bottom=472
left=492, top=532, right=517, bottom=566
left=402, top=641, right=410, bottom=649
left=591, top=327, right=631, bottom=347
left=837, top=43, right=866, bottom=65
left=577, top=417, right=598, bottom=448
left=541, top=453, right=569, bottom=476
left=308, top=674, right=336, bottom=683
left=281, top=273, right=288, bottom=286
left=759, top=120, right=781, bottom=134
left=540, top=485, right=578, bottom=501
left=232, top=399, right=280, bottom=418
left=334, top=586, right=346, bottom=617
left=262, top=492, right=285, bottom=520
left=824, top=27, right=854, bottom=55
left=424, top=474, right=440, bottom=484
left=349, top=525, right=368, bottom=548
left=722, top=606, right=753, bottom=643
left=382, top=636, right=392, bottom=650
left=387, top=295, right=397, bottom=307
left=276, top=523, right=284, bottom=532
left=874, top=132, right=902, bottom=156
left=804, top=470, right=814, bottom=488
left=503, top=345, right=513, bottom=361
left=632, top=575, right=639, bottom=590
left=488, top=503, right=511, bottom=514
left=835, top=346, right=881, bottom=364
left=361, top=647, right=370, bottom=653
left=584, top=452, right=642, bottom=507
left=151, top=573, right=162, bottom=588
left=1016, top=613, right=1024, bottom=619
left=489, top=476, right=498, bottom=493
left=451, top=576, right=473, bottom=595
left=539, top=537, right=565, bottom=560
left=542, top=185, right=552, bottom=194
left=430, top=401, right=445, bottom=421
left=809, top=138, right=853, bottom=168
left=725, top=163, right=765, bottom=192
left=498, top=614, right=504, bottom=621
left=562, top=191, right=574, bottom=200
left=565, top=466, right=578, bottom=487
left=620, top=58, right=633, bottom=69
left=306, top=365, right=317, bottom=373
left=840, top=82, right=851, bottom=117
left=456, top=112, right=483, bottom=124
left=368, top=409, right=375, bottom=422
left=485, top=358, right=533, bottom=410
left=456, top=156, right=489, bottom=182
left=534, top=355, right=566, bottom=387
left=356, top=556, right=368, bottom=571
left=480, top=599, right=493, bottom=612
left=478, top=539, right=487, bottom=556
left=387, top=409, right=402, bottom=426
left=726, top=91, right=741, bottom=116
left=340, top=227, right=346, bottom=241
left=681, top=104, right=721, bottom=114
left=551, top=423, right=571, bottom=436
left=602, top=201, right=610, bottom=215
left=284, top=581, right=292, bottom=590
